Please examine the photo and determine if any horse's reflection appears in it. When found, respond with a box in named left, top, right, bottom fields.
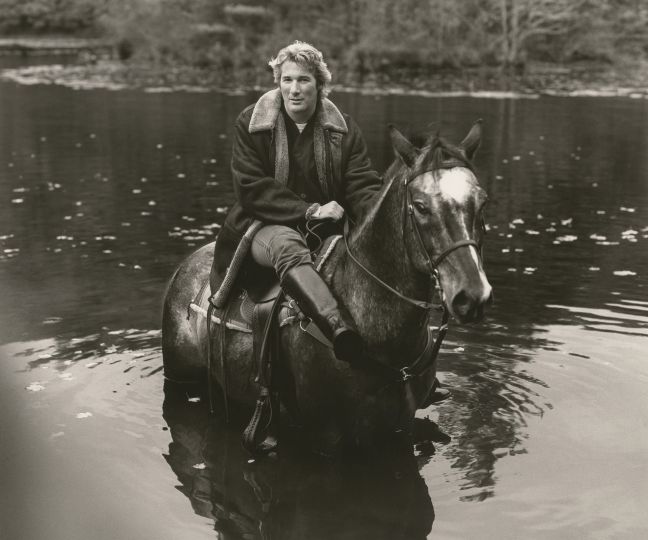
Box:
left=163, top=382, right=435, bottom=540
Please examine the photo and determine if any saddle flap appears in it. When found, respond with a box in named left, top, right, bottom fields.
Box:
left=248, top=279, right=281, bottom=304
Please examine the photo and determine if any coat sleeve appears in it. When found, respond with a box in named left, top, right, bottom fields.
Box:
left=341, top=116, right=382, bottom=221
left=231, top=112, right=310, bottom=224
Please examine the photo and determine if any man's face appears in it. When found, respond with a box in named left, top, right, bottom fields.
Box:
left=279, top=60, right=319, bottom=123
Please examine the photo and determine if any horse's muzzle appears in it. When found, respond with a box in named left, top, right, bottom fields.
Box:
left=450, top=285, right=493, bottom=323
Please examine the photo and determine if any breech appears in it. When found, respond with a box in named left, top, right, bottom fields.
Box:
left=250, top=225, right=312, bottom=280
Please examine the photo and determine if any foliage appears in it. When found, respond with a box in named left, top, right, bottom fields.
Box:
left=0, top=0, right=105, bottom=33
left=1, top=0, right=647, bottom=73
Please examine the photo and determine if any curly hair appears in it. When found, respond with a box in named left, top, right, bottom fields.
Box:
left=268, top=41, right=332, bottom=98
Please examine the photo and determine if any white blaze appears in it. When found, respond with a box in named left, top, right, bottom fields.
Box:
left=438, top=168, right=474, bottom=204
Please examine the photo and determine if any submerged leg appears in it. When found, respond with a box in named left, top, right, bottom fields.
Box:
left=421, top=379, right=451, bottom=408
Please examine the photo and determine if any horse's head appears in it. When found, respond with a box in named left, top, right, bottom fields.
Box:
left=389, top=122, right=493, bottom=323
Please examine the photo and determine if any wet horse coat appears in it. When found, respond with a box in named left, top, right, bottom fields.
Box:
left=162, top=123, right=492, bottom=452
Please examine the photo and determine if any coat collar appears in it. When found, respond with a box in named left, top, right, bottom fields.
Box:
left=248, top=88, right=348, bottom=134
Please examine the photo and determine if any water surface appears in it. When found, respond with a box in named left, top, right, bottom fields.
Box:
left=1, top=76, right=647, bottom=539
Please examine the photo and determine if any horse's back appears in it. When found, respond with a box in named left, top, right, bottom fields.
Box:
left=162, top=242, right=215, bottom=382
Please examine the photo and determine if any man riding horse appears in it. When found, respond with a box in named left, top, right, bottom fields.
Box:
left=211, top=41, right=449, bottom=402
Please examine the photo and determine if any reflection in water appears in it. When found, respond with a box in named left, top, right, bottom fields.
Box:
left=163, top=381, right=434, bottom=540
left=429, top=327, right=550, bottom=501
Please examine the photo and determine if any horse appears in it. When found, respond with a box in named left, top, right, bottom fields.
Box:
left=162, top=122, right=493, bottom=453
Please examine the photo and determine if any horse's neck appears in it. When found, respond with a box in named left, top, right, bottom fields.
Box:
left=333, top=178, right=431, bottom=358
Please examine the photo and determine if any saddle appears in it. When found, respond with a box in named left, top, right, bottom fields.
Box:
left=188, top=235, right=343, bottom=454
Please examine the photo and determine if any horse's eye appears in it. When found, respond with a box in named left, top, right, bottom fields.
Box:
left=413, top=201, right=430, bottom=215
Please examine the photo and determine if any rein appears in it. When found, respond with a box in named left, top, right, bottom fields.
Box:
left=343, top=219, right=437, bottom=310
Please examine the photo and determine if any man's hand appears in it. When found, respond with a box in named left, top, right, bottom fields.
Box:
left=314, top=201, right=345, bottom=221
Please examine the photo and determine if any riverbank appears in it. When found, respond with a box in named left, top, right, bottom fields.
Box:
left=2, top=56, right=648, bottom=98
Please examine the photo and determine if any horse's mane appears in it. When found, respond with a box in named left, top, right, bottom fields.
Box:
left=416, top=132, right=476, bottom=175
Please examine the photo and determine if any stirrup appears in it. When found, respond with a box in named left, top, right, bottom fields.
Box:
left=242, top=388, right=277, bottom=454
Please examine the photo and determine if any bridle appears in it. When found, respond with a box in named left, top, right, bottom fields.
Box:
left=340, top=163, right=485, bottom=394
left=344, top=163, right=483, bottom=312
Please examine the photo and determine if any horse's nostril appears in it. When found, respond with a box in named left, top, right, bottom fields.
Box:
left=451, top=290, right=471, bottom=317
left=452, top=287, right=492, bottom=322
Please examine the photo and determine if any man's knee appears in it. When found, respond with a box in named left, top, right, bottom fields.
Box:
left=264, top=227, right=311, bottom=278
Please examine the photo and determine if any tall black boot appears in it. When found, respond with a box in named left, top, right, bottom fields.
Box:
left=281, top=265, right=364, bottom=364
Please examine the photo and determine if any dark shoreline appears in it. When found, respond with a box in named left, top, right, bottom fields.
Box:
left=2, top=57, right=648, bottom=98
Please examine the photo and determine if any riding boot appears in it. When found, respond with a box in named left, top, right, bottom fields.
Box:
left=281, top=265, right=364, bottom=365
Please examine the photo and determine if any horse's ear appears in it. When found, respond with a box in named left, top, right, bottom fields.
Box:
left=388, top=124, right=419, bottom=168
left=460, top=119, right=482, bottom=160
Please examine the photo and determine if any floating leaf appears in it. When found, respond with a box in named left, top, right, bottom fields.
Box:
left=556, top=235, right=578, bottom=243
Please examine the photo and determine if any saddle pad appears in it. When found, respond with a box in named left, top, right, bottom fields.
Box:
left=189, top=279, right=252, bottom=333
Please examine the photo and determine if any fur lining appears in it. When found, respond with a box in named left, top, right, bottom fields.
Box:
left=249, top=88, right=348, bottom=134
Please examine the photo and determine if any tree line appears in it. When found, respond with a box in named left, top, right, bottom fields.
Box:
left=1, top=0, right=646, bottom=75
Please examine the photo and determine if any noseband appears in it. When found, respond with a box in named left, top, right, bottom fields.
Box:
left=344, top=165, right=483, bottom=311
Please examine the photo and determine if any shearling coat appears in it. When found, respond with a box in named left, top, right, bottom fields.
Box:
left=210, top=88, right=382, bottom=293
